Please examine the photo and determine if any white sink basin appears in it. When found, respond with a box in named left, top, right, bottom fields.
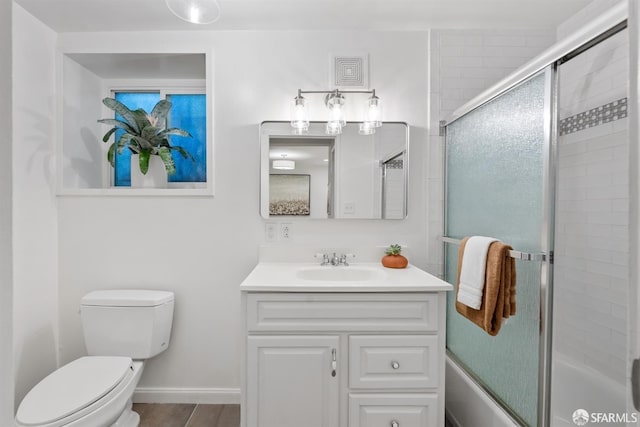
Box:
left=296, top=267, right=384, bottom=282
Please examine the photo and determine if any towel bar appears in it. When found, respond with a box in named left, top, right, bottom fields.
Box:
left=440, top=236, right=548, bottom=262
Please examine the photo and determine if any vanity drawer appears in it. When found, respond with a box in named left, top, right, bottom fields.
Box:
left=348, top=393, right=438, bottom=427
left=246, top=293, right=439, bottom=332
left=349, top=335, right=438, bottom=389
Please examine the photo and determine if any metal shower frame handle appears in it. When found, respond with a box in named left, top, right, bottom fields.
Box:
left=439, top=236, right=549, bottom=262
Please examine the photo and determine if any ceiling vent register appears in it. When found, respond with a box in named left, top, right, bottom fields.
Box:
left=332, top=54, right=368, bottom=89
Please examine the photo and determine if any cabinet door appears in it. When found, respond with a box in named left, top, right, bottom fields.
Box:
left=247, top=335, right=340, bottom=427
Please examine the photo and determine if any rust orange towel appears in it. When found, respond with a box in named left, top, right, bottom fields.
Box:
left=455, top=237, right=516, bottom=336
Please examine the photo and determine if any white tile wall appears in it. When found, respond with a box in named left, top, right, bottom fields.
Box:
left=554, top=28, right=629, bottom=385
left=427, top=29, right=555, bottom=276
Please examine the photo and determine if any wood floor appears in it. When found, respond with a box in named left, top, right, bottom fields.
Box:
left=132, top=403, right=240, bottom=427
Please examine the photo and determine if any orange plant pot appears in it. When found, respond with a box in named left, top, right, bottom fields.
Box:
left=381, top=254, right=408, bottom=269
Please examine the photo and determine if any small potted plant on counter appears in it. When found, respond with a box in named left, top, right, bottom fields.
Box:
left=381, top=244, right=408, bottom=269
left=98, top=97, right=193, bottom=188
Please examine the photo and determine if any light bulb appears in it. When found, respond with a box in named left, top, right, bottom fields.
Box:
left=326, top=93, right=346, bottom=127
left=166, top=0, right=221, bottom=24
left=290, top=95, right=309, bottom=134
left=365, top=94, right=382, bottom=128
left=189, top=6, right=200, bottom=23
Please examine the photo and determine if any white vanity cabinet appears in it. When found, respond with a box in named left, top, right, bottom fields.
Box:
left=241, top=282, right=451, bottom=427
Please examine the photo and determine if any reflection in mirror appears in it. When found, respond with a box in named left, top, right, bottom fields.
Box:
left=260, top=122, right=408, bottom=219
left=382, top=152, right=406, bottom=220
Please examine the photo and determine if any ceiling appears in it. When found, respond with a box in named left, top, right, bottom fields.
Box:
left=15, top=0, right=594, bottom=32
left=66, top=53, right=206, bottom=79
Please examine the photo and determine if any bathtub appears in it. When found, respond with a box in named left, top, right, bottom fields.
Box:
left=445, top=353, right=628, bottom=427
left=550, top=356, right=627, bottom=427
left=445, top=354, right=519, bottom=427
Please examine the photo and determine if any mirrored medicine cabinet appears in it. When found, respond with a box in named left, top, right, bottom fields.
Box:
left=260, top=121, right=408, bottom=220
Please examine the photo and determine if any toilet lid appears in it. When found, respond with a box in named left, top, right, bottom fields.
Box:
left=16, top=356, right=132, bottom=426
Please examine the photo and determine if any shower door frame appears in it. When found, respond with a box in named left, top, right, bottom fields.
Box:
left=440, top=4, right=628, bottom=426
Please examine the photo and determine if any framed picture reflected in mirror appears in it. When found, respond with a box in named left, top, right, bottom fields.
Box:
left=269, top=174, right=311, bottom=216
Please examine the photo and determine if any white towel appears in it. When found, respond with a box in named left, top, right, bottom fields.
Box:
left=457, top=236, right=499, bottom=310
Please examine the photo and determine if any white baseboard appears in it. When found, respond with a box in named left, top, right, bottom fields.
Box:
left=133, top=387, right=241, bottom=404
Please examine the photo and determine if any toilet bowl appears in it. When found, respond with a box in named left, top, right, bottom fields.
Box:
left=16, top=358, right=144, bottom=427
left=16, top=290, right=174, bottom=427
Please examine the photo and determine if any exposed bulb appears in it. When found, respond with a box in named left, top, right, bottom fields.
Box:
left=166, top=0, right=221, bottom=24
left=290, top=95, right=309, bottom=134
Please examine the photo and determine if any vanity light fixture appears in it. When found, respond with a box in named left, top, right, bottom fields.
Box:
left=165, top=0, right=221, bottom=24
left=273, top=154, right=295, bottom=170
left=290, top=90, right=309, bottom=135
left=290, top=89, right=382, bottom=135
left=359, top=121, right=376, bottom=135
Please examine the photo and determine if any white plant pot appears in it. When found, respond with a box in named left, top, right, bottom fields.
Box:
left=130, top=154, right=168, bottom=188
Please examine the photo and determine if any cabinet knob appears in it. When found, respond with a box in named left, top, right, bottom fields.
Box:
left=391, top=361, right=400, bottom=370
left=391, top=421, right=399, bottom=427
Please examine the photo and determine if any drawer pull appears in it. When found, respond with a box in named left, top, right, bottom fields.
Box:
left=391, top=421, right=399, bottom=427
left=331, top=348, right=337, bottom=377
left=391, top=361, right=400, bottom=370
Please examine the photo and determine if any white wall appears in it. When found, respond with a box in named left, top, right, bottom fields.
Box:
left=54, top=30, right=429, bottom=400
left=62, top=56, right=104, bottom=189
left=0, top=0, right=13, bottom=423
left=427, top=29, right=556, bottom=276
left=12, top=4, right=60, bottom=408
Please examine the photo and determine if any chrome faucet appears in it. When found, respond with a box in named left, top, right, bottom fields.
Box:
left=330, top=252, right=340, bottom=266
left=339, top=254, right=349, bottom=266
left=315, top=253, right=331, bottom=266
left=315, top=252, right=355, bottom=266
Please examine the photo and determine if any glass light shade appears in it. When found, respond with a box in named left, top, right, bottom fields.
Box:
left=290, top=96, right=309, bottom=133
left=166, top=0, right=221, bottom=24
left=326, top=121, right=343, bottom=135
left=326, top=93, right=346, bottom=127
left=365, top=95, right=383, bottom=128
left=359, top=122, right=376, bottom=135
left=273, top=159, right=295, bottom=170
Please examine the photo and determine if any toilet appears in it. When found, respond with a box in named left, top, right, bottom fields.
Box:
left=16, top=289, right=175, bottom=427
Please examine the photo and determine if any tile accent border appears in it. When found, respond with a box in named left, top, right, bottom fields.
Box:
left=385, top=159, right=403, bottom=169
left=559, top=97, right=627, bottom=136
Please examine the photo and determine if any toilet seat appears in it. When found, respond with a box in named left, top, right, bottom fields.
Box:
left=16, top=356, right=134, bottom=427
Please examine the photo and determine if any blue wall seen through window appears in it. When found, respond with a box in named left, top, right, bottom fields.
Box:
left=113, top=91, right=206, bottom=186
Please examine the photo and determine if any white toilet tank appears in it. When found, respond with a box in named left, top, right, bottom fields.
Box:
left=80, top=290, right=174, bottom=359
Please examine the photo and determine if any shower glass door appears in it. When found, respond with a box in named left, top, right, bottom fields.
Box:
left=445, top=69, right=551, bottom=427
left=551, top=28, right=630, bottom=426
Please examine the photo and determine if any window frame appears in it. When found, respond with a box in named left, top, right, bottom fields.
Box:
left=103, top=79, right=208, bottom=190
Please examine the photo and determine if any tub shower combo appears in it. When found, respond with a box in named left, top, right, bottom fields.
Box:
left=441, top=4, right=631, bottom=426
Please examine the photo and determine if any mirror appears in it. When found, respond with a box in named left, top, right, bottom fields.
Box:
left=260, top=121, right=408, bottom=219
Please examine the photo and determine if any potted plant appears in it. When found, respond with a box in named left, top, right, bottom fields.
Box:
left=98, top=97, right=193, bottom=188
left=381, top=244, right=408, bottom=269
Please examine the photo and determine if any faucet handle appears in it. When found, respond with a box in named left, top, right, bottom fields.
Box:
left=314, top=253, right=330, bottom=266
left=339, top=253, right=355, bottom=266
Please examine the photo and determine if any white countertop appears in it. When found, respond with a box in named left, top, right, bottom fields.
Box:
left=240, top=262, right=454, bottom=292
